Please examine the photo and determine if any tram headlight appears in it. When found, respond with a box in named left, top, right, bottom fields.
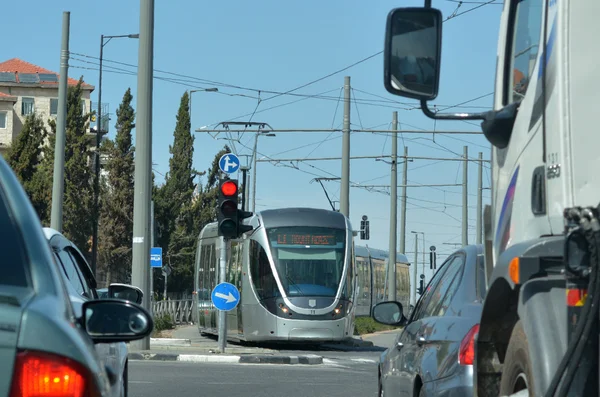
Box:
left=332, top=303, right=344, bottom=317
left=279, top=303, right=291, bottom=315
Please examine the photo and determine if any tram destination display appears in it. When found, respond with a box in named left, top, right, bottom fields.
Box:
left=275, top=233, right=336, bottom=246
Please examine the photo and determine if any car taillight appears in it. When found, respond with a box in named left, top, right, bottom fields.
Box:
left=458, top=324, right=480, bottom=366
left=10, top=350, right=93, bottom=397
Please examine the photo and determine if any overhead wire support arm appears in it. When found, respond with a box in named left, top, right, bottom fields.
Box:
left=195, top=128, right=481, bottom=134
left=256, top=155, right=491, bottom=163
left=354, top=183, right=463, bottom=188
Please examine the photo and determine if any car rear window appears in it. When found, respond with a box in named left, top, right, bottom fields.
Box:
left=0, top=189, right=29, bottom=287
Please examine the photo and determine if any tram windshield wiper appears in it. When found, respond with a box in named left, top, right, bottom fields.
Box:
left=285, top=274, right=305, bottom=296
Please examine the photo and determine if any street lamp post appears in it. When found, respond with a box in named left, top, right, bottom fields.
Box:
left=411, top=231, right=425, bottom=276
left=251, top=131, right=276, bottom=212
left=91, top=33, right=139, bottom=277
left=188, top=88, right=218, bottom=130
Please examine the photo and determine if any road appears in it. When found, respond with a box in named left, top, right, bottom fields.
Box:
left=128, top=331, right=396, bottom=396
left=129, top=359, right=377, bottom=397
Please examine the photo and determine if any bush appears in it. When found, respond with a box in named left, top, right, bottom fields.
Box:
left=153, top=313, right=174, bottom=332
left=354, top=317, right=400, bottom=335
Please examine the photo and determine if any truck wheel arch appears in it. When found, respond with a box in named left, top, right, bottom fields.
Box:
left=476, top=277, right=519, bottom=397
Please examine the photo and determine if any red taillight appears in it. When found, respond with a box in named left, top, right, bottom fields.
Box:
left=10, top=350, right=89, bottom=397
left=458, top=324, right=480, bottom=366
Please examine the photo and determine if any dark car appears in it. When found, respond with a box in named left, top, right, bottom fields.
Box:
left=0, top=155, right=153, bottom=397
left=373, top=245, right=487, bottom=397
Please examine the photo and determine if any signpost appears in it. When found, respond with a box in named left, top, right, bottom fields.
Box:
left=150, top=247, right=162, bottom=306
left=211, top=282, right=240, bottom=312
left=219, top=153, right=240, bottom=174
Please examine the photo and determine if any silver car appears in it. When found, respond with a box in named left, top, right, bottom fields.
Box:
left=0, top=154, right=153, bottom=397
left=43, top=228, right=144, bottom=397
left=373, top=245, right=487, bottom=397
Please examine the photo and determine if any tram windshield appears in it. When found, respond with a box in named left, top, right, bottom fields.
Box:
left=266, top=226, right=347, bottom=297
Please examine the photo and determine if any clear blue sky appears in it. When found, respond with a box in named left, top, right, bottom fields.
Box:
left=4, top=0, right=503, bottom=291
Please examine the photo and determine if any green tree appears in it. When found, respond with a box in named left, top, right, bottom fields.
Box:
left=6, top=113, right=48, bottom=217
left=7, top=113, right=47, bottom=186
left=98, top=88, right=135, bottom=285
left=62, top=78, right=94, bottom=253
left=157, top=92, right=196, bottom=293
left=28, top=120, right=56, bottom=225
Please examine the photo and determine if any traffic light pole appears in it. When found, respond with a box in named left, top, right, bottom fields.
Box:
left=413, top=232, right=418, bottom=304
left=218, top=237, right=229, bottom=353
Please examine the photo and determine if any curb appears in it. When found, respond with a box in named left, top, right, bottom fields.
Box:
left=128, top=352, right=323, bottom=365
left=150, top=338, right=191, bottom=346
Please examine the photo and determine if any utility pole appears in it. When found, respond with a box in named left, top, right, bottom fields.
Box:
left=50, top=11, right=70, bottom=232
left=476, top=152, right=483, bottom=244
left=150, top=200, right=154, bottom=311
left=130, top=0, right=154, bottom=351
left=387, top=112, right=398, bottom=302
left=462, top=146, right=468, bottom=246
left=399, top=146, right=408, bottom=254
left=340, top=76, right=351, bottom=217
left=218, top=237, right=229, bottom=353
left=91, top=34, right=105, bottom=278
left=413, top=233, right=418, bottom=304
left=91, top=33, right=138, bottom=276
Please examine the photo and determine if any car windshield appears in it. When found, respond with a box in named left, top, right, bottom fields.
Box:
left=266, top=226, right=346, bottom=297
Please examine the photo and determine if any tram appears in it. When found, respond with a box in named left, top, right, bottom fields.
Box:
left=194, top=207, right=357, bottom=342
left=353, top=246, right=411, bottom=318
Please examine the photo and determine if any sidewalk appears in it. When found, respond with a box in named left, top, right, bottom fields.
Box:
left=128, top=324, right=389, bottom=364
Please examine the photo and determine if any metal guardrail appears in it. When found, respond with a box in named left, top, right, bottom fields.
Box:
left=152, top=299, right=194, bottom=324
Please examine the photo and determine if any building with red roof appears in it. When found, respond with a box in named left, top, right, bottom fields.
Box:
left=0, top=58, right=96, bottom=154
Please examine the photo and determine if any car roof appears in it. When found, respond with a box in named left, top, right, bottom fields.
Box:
left=43, top=226, right=63, bottom=241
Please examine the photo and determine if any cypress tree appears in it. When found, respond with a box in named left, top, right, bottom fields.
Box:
left=98, top=88, right=135, bottom=285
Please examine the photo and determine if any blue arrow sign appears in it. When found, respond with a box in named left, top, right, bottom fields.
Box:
left=150, top=247, right=162, bottom=268
left=218, top=153, right=240, bottom=174
left=211, top=282, right=240, bottom=311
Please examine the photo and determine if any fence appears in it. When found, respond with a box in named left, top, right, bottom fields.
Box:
left=152, top=299, right=194, bottom=324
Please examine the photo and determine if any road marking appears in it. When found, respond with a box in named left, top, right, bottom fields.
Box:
left=350, top=358, right=377, bottom=363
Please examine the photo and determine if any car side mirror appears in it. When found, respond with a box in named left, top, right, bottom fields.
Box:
left=383, top=7, right=443, bottom=101
left=82, top=299, right=153, bottom=343
left=108, top=283, right=143, bottom=305
left=372, top=301, right=407, bottom=326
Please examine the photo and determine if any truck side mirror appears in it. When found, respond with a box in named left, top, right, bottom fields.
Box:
left=384, top=7, right=443, bottom=101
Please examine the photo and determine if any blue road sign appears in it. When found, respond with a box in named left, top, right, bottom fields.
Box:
left=211, top=282, right=240, bottom=311
left=218, top=153, right=240, bottom=174
left=150, top=247, right=162, bottom=268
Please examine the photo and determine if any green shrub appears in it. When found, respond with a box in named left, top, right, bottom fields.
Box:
left=354, top=317, right=400, bottom=335
left=153, top=313, right=174, bottom=332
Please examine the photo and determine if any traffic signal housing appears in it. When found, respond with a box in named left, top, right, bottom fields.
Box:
left=417, top=279, right=425, bottom=295
left=217, top=178, right=255, bottom=238
left=217, top=178, right=240, bottom=238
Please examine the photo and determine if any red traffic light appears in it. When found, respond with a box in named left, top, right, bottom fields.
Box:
left=221, top=180, right=238, bottom=196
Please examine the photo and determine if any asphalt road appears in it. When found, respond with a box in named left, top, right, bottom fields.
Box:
left=129, top=359, right=378, bottom=397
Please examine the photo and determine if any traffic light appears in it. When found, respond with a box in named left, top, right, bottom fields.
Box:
left=429, top=245, right=437, bottom=270
left=417, top=279, right=425, bottom=295
left=217, top=178, right=240, bottom=238
left=217, top=177, right=255, bottom=238
left=360, top=215, right=370, bottom=240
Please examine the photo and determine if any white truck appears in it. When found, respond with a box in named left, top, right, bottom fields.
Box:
left=382, top=1, right=599, bottom=396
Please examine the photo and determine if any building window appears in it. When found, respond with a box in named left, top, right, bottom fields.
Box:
left=21, top=98, right=34, bottom=116
left=50, top=98, right=58, bottom=116
left=0, top=112, right=6, bottom=129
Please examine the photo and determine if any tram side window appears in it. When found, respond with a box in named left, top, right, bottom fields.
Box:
left=249, top=240, right=279, bottom=300
left=209, top=244, right=216, bottom=299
